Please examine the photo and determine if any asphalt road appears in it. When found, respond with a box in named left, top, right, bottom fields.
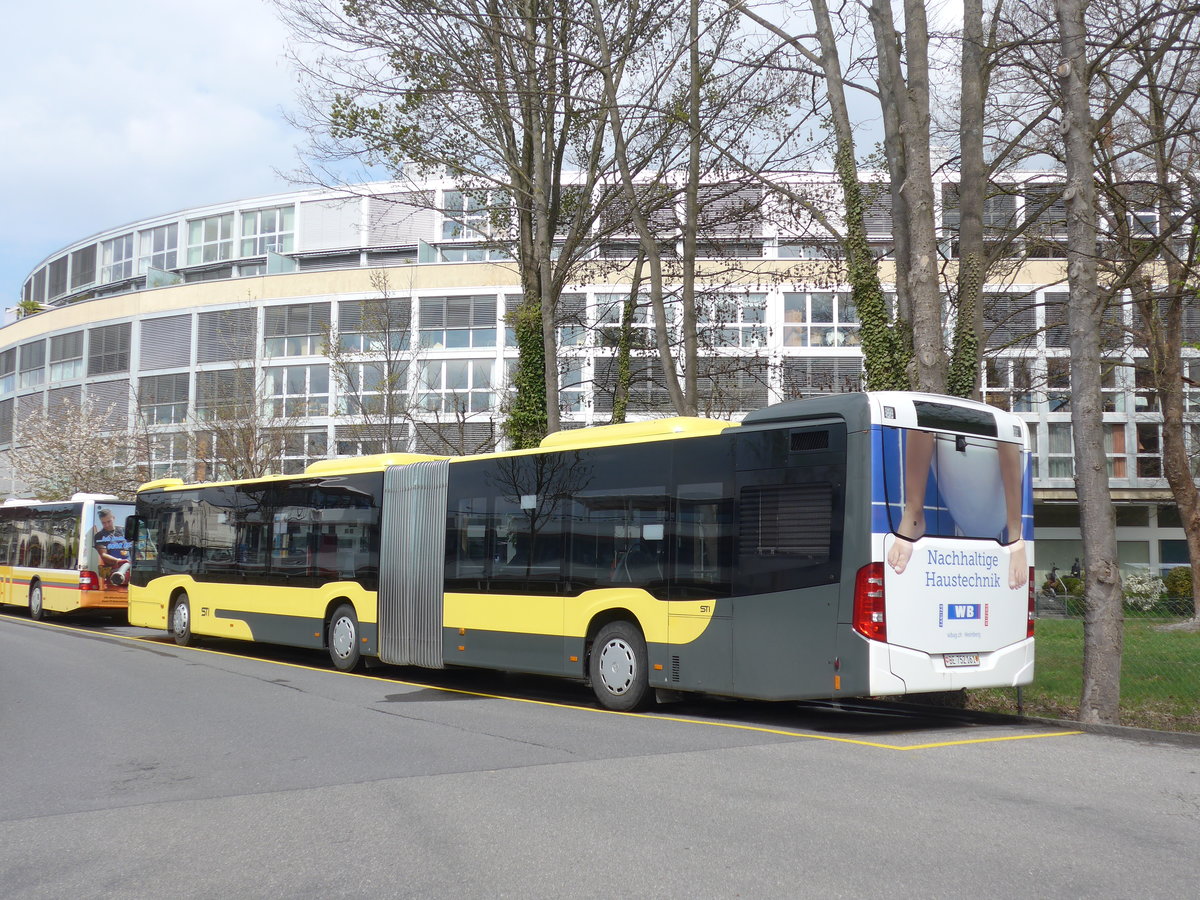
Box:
left=1, top=611, right=1197, bottom=899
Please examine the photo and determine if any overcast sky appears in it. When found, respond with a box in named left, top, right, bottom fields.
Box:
left=0, top=0, right=311, bottom=306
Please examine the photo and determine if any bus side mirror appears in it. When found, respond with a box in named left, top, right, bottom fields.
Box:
left=125, top=516, right=140, bottom=544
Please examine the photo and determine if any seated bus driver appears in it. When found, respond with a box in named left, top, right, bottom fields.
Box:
left=886, top=431, right=1028, bottom=589
left=94, top=508, right=132, bottom=585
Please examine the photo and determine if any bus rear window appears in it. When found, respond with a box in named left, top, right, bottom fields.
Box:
left=878, top=426, right=1024, bottom=543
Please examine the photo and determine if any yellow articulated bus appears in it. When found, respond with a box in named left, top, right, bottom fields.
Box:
left=0, top=494, right=136, bottom=619
left=127, top=392, right=1035, bottom=711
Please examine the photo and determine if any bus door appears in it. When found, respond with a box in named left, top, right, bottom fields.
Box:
left=729, top=423, right=847, bottom=699
left=378, top=460, right=449, bottom=668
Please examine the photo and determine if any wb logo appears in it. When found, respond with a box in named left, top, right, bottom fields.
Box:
left=947, top=604, right=981, bottom=620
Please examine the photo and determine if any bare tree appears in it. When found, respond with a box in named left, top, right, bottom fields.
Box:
left=1055, top=0, right=1125, bottom=724
left=192, top=363, right=308, bottom=481
left=324, top=270, right=416, bottom=454
left=275, top=0, right=658, bottom=446
left=1085, top=1, right=1200, bottom=627
left=10, top=398, right=146, bottom=500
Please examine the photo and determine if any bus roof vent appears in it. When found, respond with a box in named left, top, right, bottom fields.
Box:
left=790, top=429, right=830, bottom=453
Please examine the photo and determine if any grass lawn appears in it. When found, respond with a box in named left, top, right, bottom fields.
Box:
left=967, top=617, right=1200, bottom=733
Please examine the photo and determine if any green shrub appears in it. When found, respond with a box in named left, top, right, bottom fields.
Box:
left=1163, top=565, right=1192, bottom=601
left=1061, top=575, right=1083, bottom=597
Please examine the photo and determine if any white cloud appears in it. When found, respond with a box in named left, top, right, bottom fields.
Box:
left=0, top=0, right=308, bottom=299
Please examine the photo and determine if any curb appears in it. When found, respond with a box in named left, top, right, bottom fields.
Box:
left=1006, top=713, right=1200, bottom=748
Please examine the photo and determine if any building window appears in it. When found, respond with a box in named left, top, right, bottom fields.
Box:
left=1100, top=363, right=1126, bottom=412
left=439, top=246, right=487, bottom=262
left=419, top=295, right=497, bottom=349
left=418, top=359, right=494, bottom=413
left=100, top=234, right=135, bottom=282
left=0, top=349, right=15, bottom=394
left=49, top=332, right=84, bottom=381
left=70, top=245, right=97, bottom=289
left=1133, top=364, right=1159, bottom=412
left=778, top=242, right=838, bottom=260
left=148, top=432, right=190, bottom=480
left=783, top=292, right=859, bottom=347
left=595, top=293, right=658, bottom=350
left=198, top=308, right=256, bottom=363
left=982, top=358, right=1034, bottom=412
left=88, top=323, right=132, bottom=376
left=337, top=361, right=409, bottom=416
left=18, top=341, right=45, bottom=389
left=195, top=369, right=254, bottom=420
left=47, top=257, right=68, bottom=299
left=556, top=294, right=587, bottom=347
left=241, top=205, right=295, bottom=257
left=139, top=373, right=190, bottom=425
left=698, top=293, right=768, bottom=349
left=1047, top=422, right=1074, bottom=478
left=187, top=213, right=234, bottom=265
left=442, top=190, right=490, bottom=240
left=279, top=430, right=328, bottom=475
left=1136, top=423, right=1161, bottom=478
left=1105, top=424, right=1128, bottom=478
left=593, top=356, right=677, bottom=413
left=559, top=359, right=585, bottom=413
left=264, top=364, right=330, bottom=417
left=1046, top=357, right=1071, bottom=411
left=264, top=303, right=331, bottom=357
left=138, top=224, right=179, bottom=273
left=1189, top=425, right=1200, bottom=478
left=338, top=298, right=412, bottom=353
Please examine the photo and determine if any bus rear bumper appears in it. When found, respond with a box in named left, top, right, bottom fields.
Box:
left=870, top=637, right=1035, bottom=696
left=78, top=591, right=129, bottom=609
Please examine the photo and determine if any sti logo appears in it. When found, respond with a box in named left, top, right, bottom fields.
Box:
left=948, top=604, right=982, bottom=620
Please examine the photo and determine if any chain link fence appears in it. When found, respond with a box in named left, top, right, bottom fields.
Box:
left=970, top=581, right=1200, bottom=733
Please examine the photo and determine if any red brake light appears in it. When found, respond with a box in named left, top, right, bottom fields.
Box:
left=853, top=562, right=887, bottom=642
left=79, top=571, right=100, bottom=592
left=1027, top=566, right=1036, bottom=638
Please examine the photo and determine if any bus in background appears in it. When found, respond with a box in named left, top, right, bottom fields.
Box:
left=0, top=494, right=136, bottom=619
left=127, top=392, right=1034, bottom=710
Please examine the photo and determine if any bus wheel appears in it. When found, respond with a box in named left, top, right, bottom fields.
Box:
left=171, top=593, right=195, bottom=646
left=589, top=621, right=650, bottom=712
left=28, top=584, right=47, bottom=621
left=328, top=603, right=361, bottom=672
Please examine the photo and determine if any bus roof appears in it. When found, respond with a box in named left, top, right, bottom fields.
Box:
left=537, top=416, right=734, bottom=451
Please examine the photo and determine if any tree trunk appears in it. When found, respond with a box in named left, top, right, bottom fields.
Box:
left=948, top=0, right=986, bottom=400
left=809, top=0, right=910, bottom=389
left=677, top=0, right=702, bottom=417
left=1056, top=0, right=1124, bottom=724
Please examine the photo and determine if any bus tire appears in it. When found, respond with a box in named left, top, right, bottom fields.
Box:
left=328, top=603, right=361, bottom=672
left=171, top=593, right=195, bottom=646
left=28, top=583, right=47, bottom=621
left=589, top=621, right=650, bottom=712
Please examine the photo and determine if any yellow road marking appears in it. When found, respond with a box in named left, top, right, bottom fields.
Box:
left=4, top=613, right=1084, bottom=750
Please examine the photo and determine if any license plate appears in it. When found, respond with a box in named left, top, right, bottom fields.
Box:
left=944, top=653, right=980, bottom=667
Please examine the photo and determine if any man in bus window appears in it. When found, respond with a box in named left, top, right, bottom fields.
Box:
left=95, top=508, right=132, bottom=585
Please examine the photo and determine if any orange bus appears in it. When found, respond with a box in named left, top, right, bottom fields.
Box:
left=0, top=494, right=135, bottom=619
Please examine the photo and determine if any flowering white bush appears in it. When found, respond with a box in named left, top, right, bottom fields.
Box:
left=1122, top=573, right=1165, bottom=611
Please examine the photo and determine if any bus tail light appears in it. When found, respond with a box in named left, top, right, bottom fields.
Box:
left=853, top=562, right=887, bottom=642
left=1027, top=567, right=1036, bottom=638
left=79, top=571, right=100, bottom=592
